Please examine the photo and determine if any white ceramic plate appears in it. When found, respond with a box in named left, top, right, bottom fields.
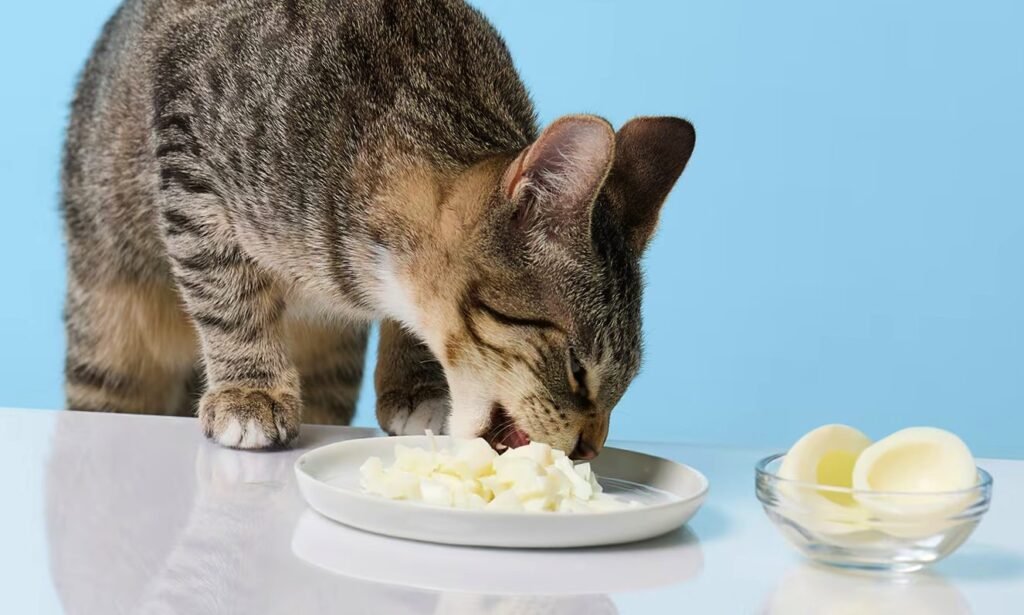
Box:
left=294, top=435, right=709, bottom=548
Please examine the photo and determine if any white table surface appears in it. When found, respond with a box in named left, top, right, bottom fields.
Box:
left=3, top=408, right=1022, bottom=614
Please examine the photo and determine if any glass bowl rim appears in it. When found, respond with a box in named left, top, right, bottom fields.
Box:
left=756, top=452, right=993, bottom=497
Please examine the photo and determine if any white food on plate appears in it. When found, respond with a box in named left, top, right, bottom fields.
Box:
left=359, top=437, right=639, bottom=513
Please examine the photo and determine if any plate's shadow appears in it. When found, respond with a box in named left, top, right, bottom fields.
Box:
left=686, top=503, right=731, bottom=542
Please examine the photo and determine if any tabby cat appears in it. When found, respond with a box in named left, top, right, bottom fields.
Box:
left=61, top=0, right=695, bottom=455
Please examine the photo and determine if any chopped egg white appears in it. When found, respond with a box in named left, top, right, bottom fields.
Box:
left=359, top=438, right=638, bottom=513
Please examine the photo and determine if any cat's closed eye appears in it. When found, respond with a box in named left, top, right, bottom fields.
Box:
left=568, top=348, right=589, bottom=399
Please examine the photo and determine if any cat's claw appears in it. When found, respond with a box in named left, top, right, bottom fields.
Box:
left=199, top=387, right=301, bottom=449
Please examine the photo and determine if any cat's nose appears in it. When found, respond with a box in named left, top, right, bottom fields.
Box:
left=571, top=414, right=609, bottom=460
left=570, top=437, right=600, bottom=460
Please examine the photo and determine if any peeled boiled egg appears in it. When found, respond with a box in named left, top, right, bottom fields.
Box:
left=778, top=424, right=873, bottom=534
left=779, top=424, right=872, bottom=491
left=852, top=427, right=976, bottom=494
left=852, top=427, right=977, bottom=533
left=777, top=424, right=980, bottom=540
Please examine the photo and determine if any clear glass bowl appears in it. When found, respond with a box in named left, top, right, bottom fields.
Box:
left=755, top=453, right=993, bottom=572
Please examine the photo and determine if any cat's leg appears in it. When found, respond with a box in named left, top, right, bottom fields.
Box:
left=64, top=275, right=198, bottom=415
left=186, top=262, right=299, bottom=447
left=374, top=319, right=450, bottom=435
left=286, top=316, right=369, bottom=426
left=180, top=254, right=299, bottom=448
left=163, top=204, right=301, bottom=448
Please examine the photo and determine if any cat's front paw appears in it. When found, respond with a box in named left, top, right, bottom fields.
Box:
left=378, top=391, right=449, bottom=436
left=199, top=387, right=301, bottom=449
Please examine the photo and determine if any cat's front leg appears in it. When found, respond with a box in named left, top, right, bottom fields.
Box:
left=184, top=257, right=300, bottom=448
left=374, top=319, right=449, bottom=435
left=164, top=210, right=300, bottom=448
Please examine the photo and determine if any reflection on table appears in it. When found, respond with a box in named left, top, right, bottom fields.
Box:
left=33, top=409, right=1024, bottom=614
left=765, top=562, right=971, bottom=615
left=43, top=411, right=701, bottom=615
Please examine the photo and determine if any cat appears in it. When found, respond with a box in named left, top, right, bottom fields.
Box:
left=61, top=0, right=695, bottom=454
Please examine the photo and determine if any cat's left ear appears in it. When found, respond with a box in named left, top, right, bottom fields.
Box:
left=607, top=117, right=696, bottom=253
left=502, top=115, right=615, bottom=243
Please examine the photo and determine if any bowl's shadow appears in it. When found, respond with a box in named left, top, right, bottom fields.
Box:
left=935, top=544, right=1024, bottom=582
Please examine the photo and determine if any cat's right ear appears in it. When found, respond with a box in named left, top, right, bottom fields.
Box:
left=502, top=115, right=615, bottom=243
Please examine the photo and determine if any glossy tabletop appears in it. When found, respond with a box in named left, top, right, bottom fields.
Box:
left=4, top=408, right=1023, bottom=614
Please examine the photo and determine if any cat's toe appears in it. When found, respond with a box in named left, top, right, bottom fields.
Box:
left=199, top=387, right=301, bottom=449
left=381, top=396, right=449, bottom=436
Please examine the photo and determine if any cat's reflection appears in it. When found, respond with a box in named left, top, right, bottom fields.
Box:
left=45, top=414, right=439, bottom=614
left=45, top=413, right=691, bottom=614
left=45, top=413, right=199, bottom=615
left=764, top=561, right=972, bottom=615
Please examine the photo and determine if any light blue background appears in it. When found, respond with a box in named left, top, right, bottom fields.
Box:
left=1, top=1, right=1021, bottom=457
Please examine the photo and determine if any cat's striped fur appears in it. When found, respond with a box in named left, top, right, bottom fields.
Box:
left=62, top=0, right=695, bottom=453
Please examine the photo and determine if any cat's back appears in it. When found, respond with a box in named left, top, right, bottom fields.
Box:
left=143, top=0, right=537, bottom=164
left=66, top=0, right=536, bottom=199
left=63, top=0, right=536, bottom=281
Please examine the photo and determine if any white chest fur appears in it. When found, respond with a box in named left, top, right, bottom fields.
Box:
left=373, top=247, right=422, bottom=332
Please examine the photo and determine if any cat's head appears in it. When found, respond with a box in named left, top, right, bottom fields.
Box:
left=419, top=115, right=695, bottom=457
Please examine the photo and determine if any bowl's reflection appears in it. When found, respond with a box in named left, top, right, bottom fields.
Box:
left=291, top=509, right=703, bottom=596
left=765, top=562, right=973, bottom=615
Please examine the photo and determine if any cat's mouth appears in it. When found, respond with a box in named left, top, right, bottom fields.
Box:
left=482, top=404, right=530, bottom=451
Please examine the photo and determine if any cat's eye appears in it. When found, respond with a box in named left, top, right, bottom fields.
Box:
left=569, top=348, right=588, bottom=397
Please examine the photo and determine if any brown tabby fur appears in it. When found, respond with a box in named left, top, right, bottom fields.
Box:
left=62, top=0, right=695, bottom=453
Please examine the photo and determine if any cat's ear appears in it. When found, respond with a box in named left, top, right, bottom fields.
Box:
left=502, top=115, right=615, bottom=242
left=608, top=116, right=695, bottom=253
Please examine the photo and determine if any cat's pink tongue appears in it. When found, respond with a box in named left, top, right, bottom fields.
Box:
left=484, top=405, right=531, bottom=451
left=502, top=426, right=531, bottom=449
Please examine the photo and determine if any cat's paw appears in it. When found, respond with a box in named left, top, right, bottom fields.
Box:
left=199, top=387, right=301, bottom=449
left=378, top=392, right=449, bottom=436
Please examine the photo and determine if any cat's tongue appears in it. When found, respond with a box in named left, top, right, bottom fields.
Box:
left=484, top=405, right=531, bottom=451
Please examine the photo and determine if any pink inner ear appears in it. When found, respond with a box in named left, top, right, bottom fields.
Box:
left=503, top=147, right=530, bottom=200
left=512, top=115, right=615, bottom=206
